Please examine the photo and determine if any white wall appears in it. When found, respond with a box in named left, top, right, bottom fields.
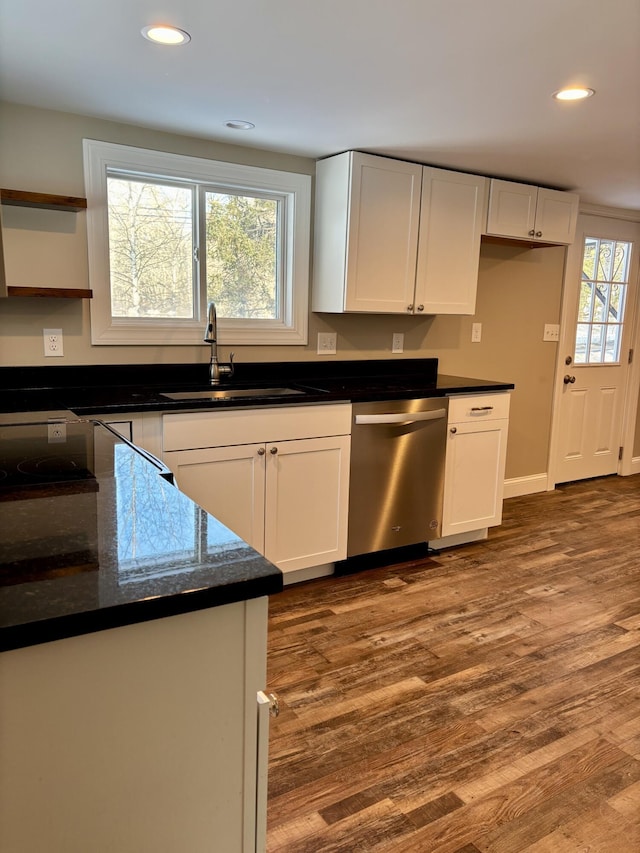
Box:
left=0, top=101, right=570, bottom=479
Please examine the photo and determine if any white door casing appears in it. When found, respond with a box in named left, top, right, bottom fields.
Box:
left=549, top=213, right=640, bottom=486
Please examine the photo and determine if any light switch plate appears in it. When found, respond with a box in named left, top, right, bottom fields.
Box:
left=543, top=323, right=560, bottom=341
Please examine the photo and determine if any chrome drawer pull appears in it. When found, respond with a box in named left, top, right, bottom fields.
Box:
left=471, top=406, right=494, bottom=411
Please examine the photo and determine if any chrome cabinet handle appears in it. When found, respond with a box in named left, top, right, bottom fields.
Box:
left=450, top=426, right=457, bottom=434
left=270, top=446, right=278, bottom=454
left=407, top=304, right=414, bottom=312
left=528, top=229, right=535, bottom=236
left=471, top=406, right=494, bottom=411
left=417, top=304, right=424, bottom=311
left=536, top=231, right=542, bottom=237
left=257, top=447, right=265, bottom=456
left=267, top=692, right=280, bottom=717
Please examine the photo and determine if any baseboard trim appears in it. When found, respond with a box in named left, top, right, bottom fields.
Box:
left=503, top=473, right=549, bottom=498
left=631, top=457, right=640, bottom=475
left=428, top=529, right=488, bottom=550
left=281, top=563, right=334, bottom=586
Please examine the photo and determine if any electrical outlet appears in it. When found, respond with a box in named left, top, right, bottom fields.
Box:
left=48, top=422, right=67, bottom=443
left=471, top=322, right=482, bottom=343
left=43, top=328, right=64, bottom=357
left=317, top=332, right=337, bottom=355
left=543, top=323, right=560, bottom=342
left=392, top=333, right=404, bottom=353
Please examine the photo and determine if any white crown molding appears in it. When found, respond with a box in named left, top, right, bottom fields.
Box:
left=579, top=202, right=640, bottom=222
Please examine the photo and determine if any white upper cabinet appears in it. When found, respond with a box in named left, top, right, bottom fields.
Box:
left=312, top=151, right=487, bottom=315
left=485, top=179, right=579, bottom=245
left=416, top=168, right=487, bottom=315
left=313, top=151, right=422, bottom=314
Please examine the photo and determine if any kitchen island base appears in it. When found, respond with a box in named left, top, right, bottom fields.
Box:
left=0, top=597, right=269, bottom=853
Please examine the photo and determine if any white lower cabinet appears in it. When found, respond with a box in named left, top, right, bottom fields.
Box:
left=0, top=599, right=271, bottom=853
left=163, top=405, right=351, bottom=575
left=441, top=393, right=510, bottom=537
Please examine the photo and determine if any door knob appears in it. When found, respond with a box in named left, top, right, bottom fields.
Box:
left=563, top=374, right=576, bottom=384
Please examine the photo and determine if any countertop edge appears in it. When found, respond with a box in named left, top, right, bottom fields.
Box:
left=1, top=571, right=283, bottom=653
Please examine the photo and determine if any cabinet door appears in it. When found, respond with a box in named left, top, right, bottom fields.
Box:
left=0, top=600, right=269, bottom=853
left=534, top=187, right=579, bottom=244
left=441, top=419, right=508, bottom=536
left=164, top=444, right=266, bottom=552
left=344, top=153, right=422, bottom=313
left=264, top=435, right=350, bottom=572
left=346, top=152, right=422, bottom=314
left=415, top=168, right=487, bottom=314
left=486, top=179, right=537, bottom=240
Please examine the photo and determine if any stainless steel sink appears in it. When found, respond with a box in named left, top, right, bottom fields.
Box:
left=160, top=387, right=308, bottom=402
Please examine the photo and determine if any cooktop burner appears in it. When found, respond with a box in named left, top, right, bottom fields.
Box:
left=17, top=455, right=90, bottom=479
left=0, top=420, right=96, bottom=494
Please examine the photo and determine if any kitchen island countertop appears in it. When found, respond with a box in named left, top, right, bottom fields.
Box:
left=0, top=416, right=282, bottom=652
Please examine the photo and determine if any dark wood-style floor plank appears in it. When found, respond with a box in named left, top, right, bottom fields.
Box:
left=267, top=474, right=640, bottom=851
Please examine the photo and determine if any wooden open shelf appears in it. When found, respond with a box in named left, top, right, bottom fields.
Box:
left=7, top=286, right=93, bottom=299
left=0, top=188, right=87, bottom=212
left=1, top=187, right=91, bottom=298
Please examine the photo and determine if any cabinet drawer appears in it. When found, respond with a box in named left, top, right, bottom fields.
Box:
left=448, top=393, right=510, bottom=423
left=163, top=404, right=352, bottom=451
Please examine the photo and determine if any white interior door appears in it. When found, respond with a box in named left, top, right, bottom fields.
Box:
left=551, top=215, right=640, bottom=485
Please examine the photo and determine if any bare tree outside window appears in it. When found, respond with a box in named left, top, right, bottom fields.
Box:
left=107, top=178, right=194, bottom=318
left=85, top=140, right=311, bottom=346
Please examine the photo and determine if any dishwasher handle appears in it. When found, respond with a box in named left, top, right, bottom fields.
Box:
left=355, top=408, right=447, bottom=426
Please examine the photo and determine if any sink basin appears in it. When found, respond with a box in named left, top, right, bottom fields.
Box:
left=160, top=387, right=308, bottom=402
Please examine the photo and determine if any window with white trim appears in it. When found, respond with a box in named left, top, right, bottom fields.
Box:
left=83, top=140, right=311, bottom=345
left=575, top=235, right=632, bottom=363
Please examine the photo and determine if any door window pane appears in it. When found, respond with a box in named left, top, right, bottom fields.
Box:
left=605, top=325, right=621, bottom=363
left=574, top=236, right=632, bottom=364
left=597, top=240, right=614, bottom=281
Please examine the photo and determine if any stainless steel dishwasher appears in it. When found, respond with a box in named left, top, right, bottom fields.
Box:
left=347, top=397, right=448, bottom=557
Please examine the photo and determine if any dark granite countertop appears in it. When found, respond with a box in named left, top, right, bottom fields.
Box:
left=0, top=416, right=282, bottom=652
left=0, top=360, right=514, bottom=416
left=0, top=360, right=513, bottom=651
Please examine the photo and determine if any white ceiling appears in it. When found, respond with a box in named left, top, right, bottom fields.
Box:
left=1, top=0, right=639, bottom=210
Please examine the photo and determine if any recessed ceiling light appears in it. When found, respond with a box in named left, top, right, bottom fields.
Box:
left=552, top=87, right=595, bottom=101
left=141, top=25, right=191, bottom=46
left=225, top=120, right=256, bottom=130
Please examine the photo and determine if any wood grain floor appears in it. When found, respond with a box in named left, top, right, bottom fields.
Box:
left=266, top=475, right=640, bottom=852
